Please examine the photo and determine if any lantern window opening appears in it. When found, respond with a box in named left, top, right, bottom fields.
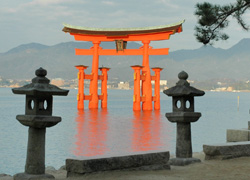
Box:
left=176, top=99, right=181, bottom=109
left=185, top=100, right=191, bottom=109
left=44, top=100, right=48, bottom=110
left=28, top=99, right=35, bottom=110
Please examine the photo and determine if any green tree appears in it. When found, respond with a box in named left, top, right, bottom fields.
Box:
left=194, top=0, right=250, bottom=45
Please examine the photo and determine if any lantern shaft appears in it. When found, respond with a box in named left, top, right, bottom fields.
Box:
left=176, top=123, right=192, bottom=158
left=25, top=127, right=46, bottom=174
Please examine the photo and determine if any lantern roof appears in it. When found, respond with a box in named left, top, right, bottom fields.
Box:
left=62, top=20, right=184, bottom=36
left=163, top=71, right=205, bottom=97
left=12, top=67, right=69, bottom=96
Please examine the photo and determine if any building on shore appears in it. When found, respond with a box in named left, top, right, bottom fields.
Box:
left=118, top=81, right=130, bottom=90
left=51, top=78, right=65, bottom=87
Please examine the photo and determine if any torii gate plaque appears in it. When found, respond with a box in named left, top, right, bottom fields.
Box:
left=62, top=20, right=184, bottom=110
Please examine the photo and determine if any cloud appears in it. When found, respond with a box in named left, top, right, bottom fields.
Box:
left=155, top=0, right=179, bottom=10
left=0, top=0, right=249, bottom=53
left=26, top=0, right=67, bottom=6
left=102, top=1, right=115, bottom=6
left=0, top=7, right=17, bottom=14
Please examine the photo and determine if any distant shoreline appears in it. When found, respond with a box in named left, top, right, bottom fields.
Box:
left=2, top=86, right=250, bottom=93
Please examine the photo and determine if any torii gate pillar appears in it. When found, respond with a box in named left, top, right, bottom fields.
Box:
left=141, top=40, right=152, bottom=111
left=152, top=67, right=163, bottom=110
left=75, top=65, right=88, bottom=110
left=89, top=41, right=100, bottom=109
left=99, top=67, right=110, bottom=108
left=131, top=65, right=143, bottom=111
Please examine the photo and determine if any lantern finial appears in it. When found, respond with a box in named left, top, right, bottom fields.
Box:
left=178, top=71, right=188, bottom=80
left=35, top=67, right=47, bottom=77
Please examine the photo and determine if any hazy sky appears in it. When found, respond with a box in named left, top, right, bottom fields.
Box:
left=1, top=0, right=249, bottom=53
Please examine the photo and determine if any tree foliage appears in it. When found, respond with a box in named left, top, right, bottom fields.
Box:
left=194, top=0, right=250, bottom=45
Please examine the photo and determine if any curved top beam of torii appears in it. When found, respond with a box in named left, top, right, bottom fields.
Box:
left=62, top=20, right=184, bottom=42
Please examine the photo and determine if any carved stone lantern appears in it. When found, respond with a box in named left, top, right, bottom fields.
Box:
left=163, top=71, right=205, bottom=166
left=12, top=67, right=69, bottom=180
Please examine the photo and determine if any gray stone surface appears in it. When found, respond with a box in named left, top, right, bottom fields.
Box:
left=163, top=71, right=204, bottom=166
left=59, top=165, right=66, bottom=171
left=0, top=174, right=12, bottom=177
left=25, top=127, right=46, bottom=174
left=66, top=151, right=170, bottom=177
left=203, top=141, right=250, bottom=160
left=12, top=68, right=69, bottom=179
left=16, top=115, right=61, bottom=128
left=14, top=173, right=54, bottom=180
left=176, top=122, right=192, bottom=158
left=46, top=166, right=57, bottom=172
left=169, top=158, right=201, bottom=166
left=227, top=129, right=250, bottom=142
left=0, top=174, right=12, bottom=180
left=165, top=112, right=201, bottom=123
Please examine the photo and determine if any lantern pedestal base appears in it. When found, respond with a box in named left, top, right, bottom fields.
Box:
left=169, top=157, right=201, bottom=166
left=14, top=173, right=54, bottom=180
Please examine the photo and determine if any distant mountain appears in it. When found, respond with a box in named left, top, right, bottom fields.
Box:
left=0, top=38, right=250, bottom=81
left=168, top=45, right=227, bottom=61
left=6, top=43, right=49, bottom=54
left=227, top=38, right=250, bottom=54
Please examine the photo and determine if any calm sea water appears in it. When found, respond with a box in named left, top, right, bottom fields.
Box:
left=1, top=88, right=250, bottom=175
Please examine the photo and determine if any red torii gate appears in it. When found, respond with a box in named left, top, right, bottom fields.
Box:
left=62, top=20, right=184, bottom=110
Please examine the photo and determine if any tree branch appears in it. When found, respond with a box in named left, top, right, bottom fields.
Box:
left=195, top=1, right=250, bottom=44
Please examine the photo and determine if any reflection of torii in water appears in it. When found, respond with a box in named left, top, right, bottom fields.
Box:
left=62, top=20, right=184, bottom=111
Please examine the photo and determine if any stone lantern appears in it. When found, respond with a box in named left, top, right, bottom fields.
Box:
left=12, top=67, right=69, bottom=180
left=163, top=71, right=205, bottom=166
